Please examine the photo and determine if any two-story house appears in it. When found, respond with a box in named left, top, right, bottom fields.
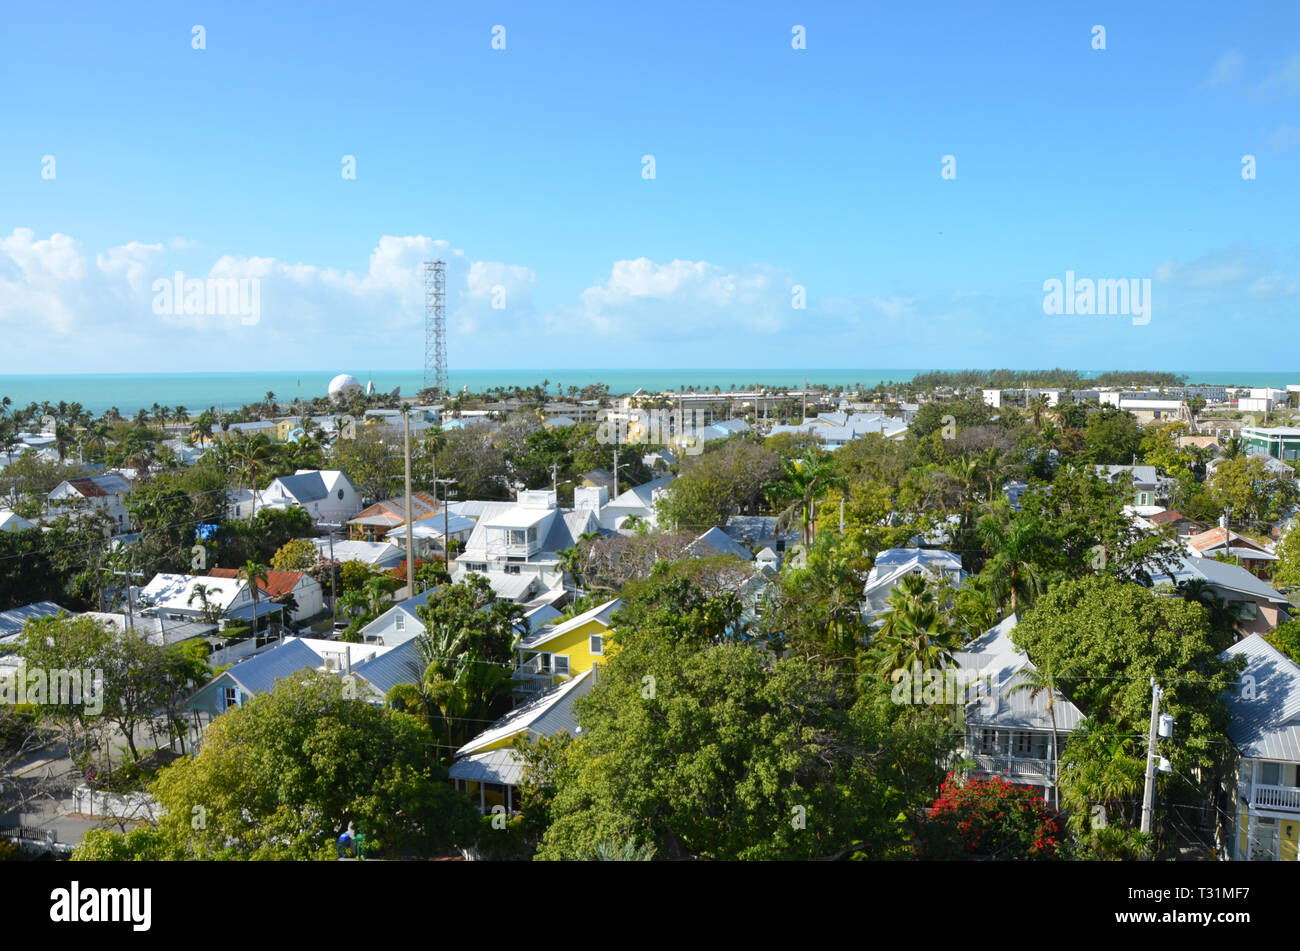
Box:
left=47, top=473, right=134, bottom=530
left=863, top=548, right=967, bottom=621
left=453, top=489, right=600, bottom=599
left=257, top=469, right=363, bottom=525
left=513, top=598, right=620, bottom=700
left=954, top=615, right=1085, bottom=797
left=1222, top=635, right=1300, bottom=861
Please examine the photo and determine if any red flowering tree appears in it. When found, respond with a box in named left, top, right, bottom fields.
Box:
left=918, top=773, right=1065, bottom=860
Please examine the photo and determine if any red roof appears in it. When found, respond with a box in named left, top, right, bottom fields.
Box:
left=208, top=567, right=304, bottom=599
left=1149, top=510, right=1202, bottom=527
left=67, top=478, right=108, bottom=498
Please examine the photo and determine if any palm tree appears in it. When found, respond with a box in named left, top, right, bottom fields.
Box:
left=241, top=561, right=270, bottom=634
left=977, top=507, right=1046, bottom=614
left=338, top=589, right=368, bottom=621
left=1178, top=577, right=1235, bottom=640
left=361, top=576, right=390, bottom=617
left=84, top=421, right=112, bottom=460
left=234, top=433, right=276, bottom=521
left=1221, top=436, right=1246, bottom=461
left=187, top=583, right=223, bottom=625
left=1027, top=394, right=1050, bottom=428
left=764, top=449, right=844, bottom=546
left=1007, top=660, right=1074, bottom=810
left=875, top=601, right=958, bottom=677
left=52, top=422, right=73, bottom=463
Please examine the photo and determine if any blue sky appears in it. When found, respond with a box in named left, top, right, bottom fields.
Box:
left=1, top=1, right=1298, bottom=374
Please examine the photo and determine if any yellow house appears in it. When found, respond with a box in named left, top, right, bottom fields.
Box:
left=1223, top=635, right=1300, bottom=861
left=448, top=668, right=596, bottom=815
left=512, top=598, right=620, bottom=699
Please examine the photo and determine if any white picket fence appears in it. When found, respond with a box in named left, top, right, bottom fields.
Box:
left=72, top=784, right=160, bottom=822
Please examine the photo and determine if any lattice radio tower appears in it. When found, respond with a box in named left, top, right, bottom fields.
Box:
left=424, top=260, right=447, bottom=398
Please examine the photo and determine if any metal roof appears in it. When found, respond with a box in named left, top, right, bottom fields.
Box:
left=221, top=638, right=325, bottom=695
left=0, top=601, right=67, bottom=641
left=269, top=472, right=329, bottom=503
left=448, top=748, right=525, bottom=786
left=520, top=598, right=621, bottom=649
left=352, top=639, right=423, bottom=694
left=1222, top=635, right=1300, bottom=761
left=685, top=526, right=754, bottom=561
left=1147, top=555, right=1288, bottom=603
left=955, top=615, right=1086, bottom=733
left=456, top=668, right=595, bottom=757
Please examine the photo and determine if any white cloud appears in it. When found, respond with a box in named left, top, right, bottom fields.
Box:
left=1251, top=52, right=1300, bottom=96
left=1205, top=49, right=1243, bottom=87
left=0, top=229, right=538, bottom=369
left=1268, top=123, right=1300, bottom=154
left=567, top=257, right=795, bottom=337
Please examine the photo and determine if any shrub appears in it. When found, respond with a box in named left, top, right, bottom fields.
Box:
left=918, top=773, right=1065, bottom=860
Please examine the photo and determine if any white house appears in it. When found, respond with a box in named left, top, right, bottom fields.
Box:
left=863, top=548, right=967, bottom=619
left=453, top=489, right=600, bottom=594
left=308, top=538, right=405, bottom=569
left=207, top=567, right=324, bottom=624
left=582, top=475, right=675, bottom=531
left=0, top=510, right=36, bottom=533
left=357, top=587, right=438, bottom=646
left=258, top=469, right=363, bottom=524
left=137, top=573, right=286, bottom=631
left=954, top=615, right=1085, bottom=795
left=47, top=473, right=134, bottom=530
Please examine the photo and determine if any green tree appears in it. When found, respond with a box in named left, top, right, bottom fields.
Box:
left=764, top=448, right=845, bottom=546
left=270, top=538, right=318, bottom=572
left=1012, top=575, right=1242, bottom=843
left=72, top=673, right=480, bottom=859
left=531, top=634, right=954, bottom=860
left=1084, top=407, right=1143, bottom=465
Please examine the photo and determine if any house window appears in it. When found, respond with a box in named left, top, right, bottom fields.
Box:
left=221, top=686, right=239, bottom=710
left=505, top=564, right=521, bottom=575
left=1260, top=762, right=1282, bottom=786
left=978, top=729, right=1000, bottom=754
left=395, top=614, right=405, bottom=631
left=553, top=655, right=570, bottom=676
left=1230, top=601, right=1259, bottom=622
left=590, top=634, right=604, bottom=655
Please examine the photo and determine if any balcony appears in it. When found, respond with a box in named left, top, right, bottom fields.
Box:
left=1250, top=783, right=1300, bottom=811
left=969, top=753, right=1055, bottom=784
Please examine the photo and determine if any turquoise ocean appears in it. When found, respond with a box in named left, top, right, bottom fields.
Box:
left=0, top=369, right=1296, bottom=417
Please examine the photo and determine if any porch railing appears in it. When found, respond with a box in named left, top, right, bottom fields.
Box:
left=969, top=753, right=1055, bottom=782
left=1251, top=783, right=1300, bottom=811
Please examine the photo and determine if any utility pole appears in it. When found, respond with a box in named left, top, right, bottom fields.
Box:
left=402, top=408, right=415, bottom=598
left=319, top=522, right=342, bottom=629
left=1140, top=678, right=1163, bottom=840
left=436, top=477, right=457, bottom=569
left=110, top=566, right=146, bottom=630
